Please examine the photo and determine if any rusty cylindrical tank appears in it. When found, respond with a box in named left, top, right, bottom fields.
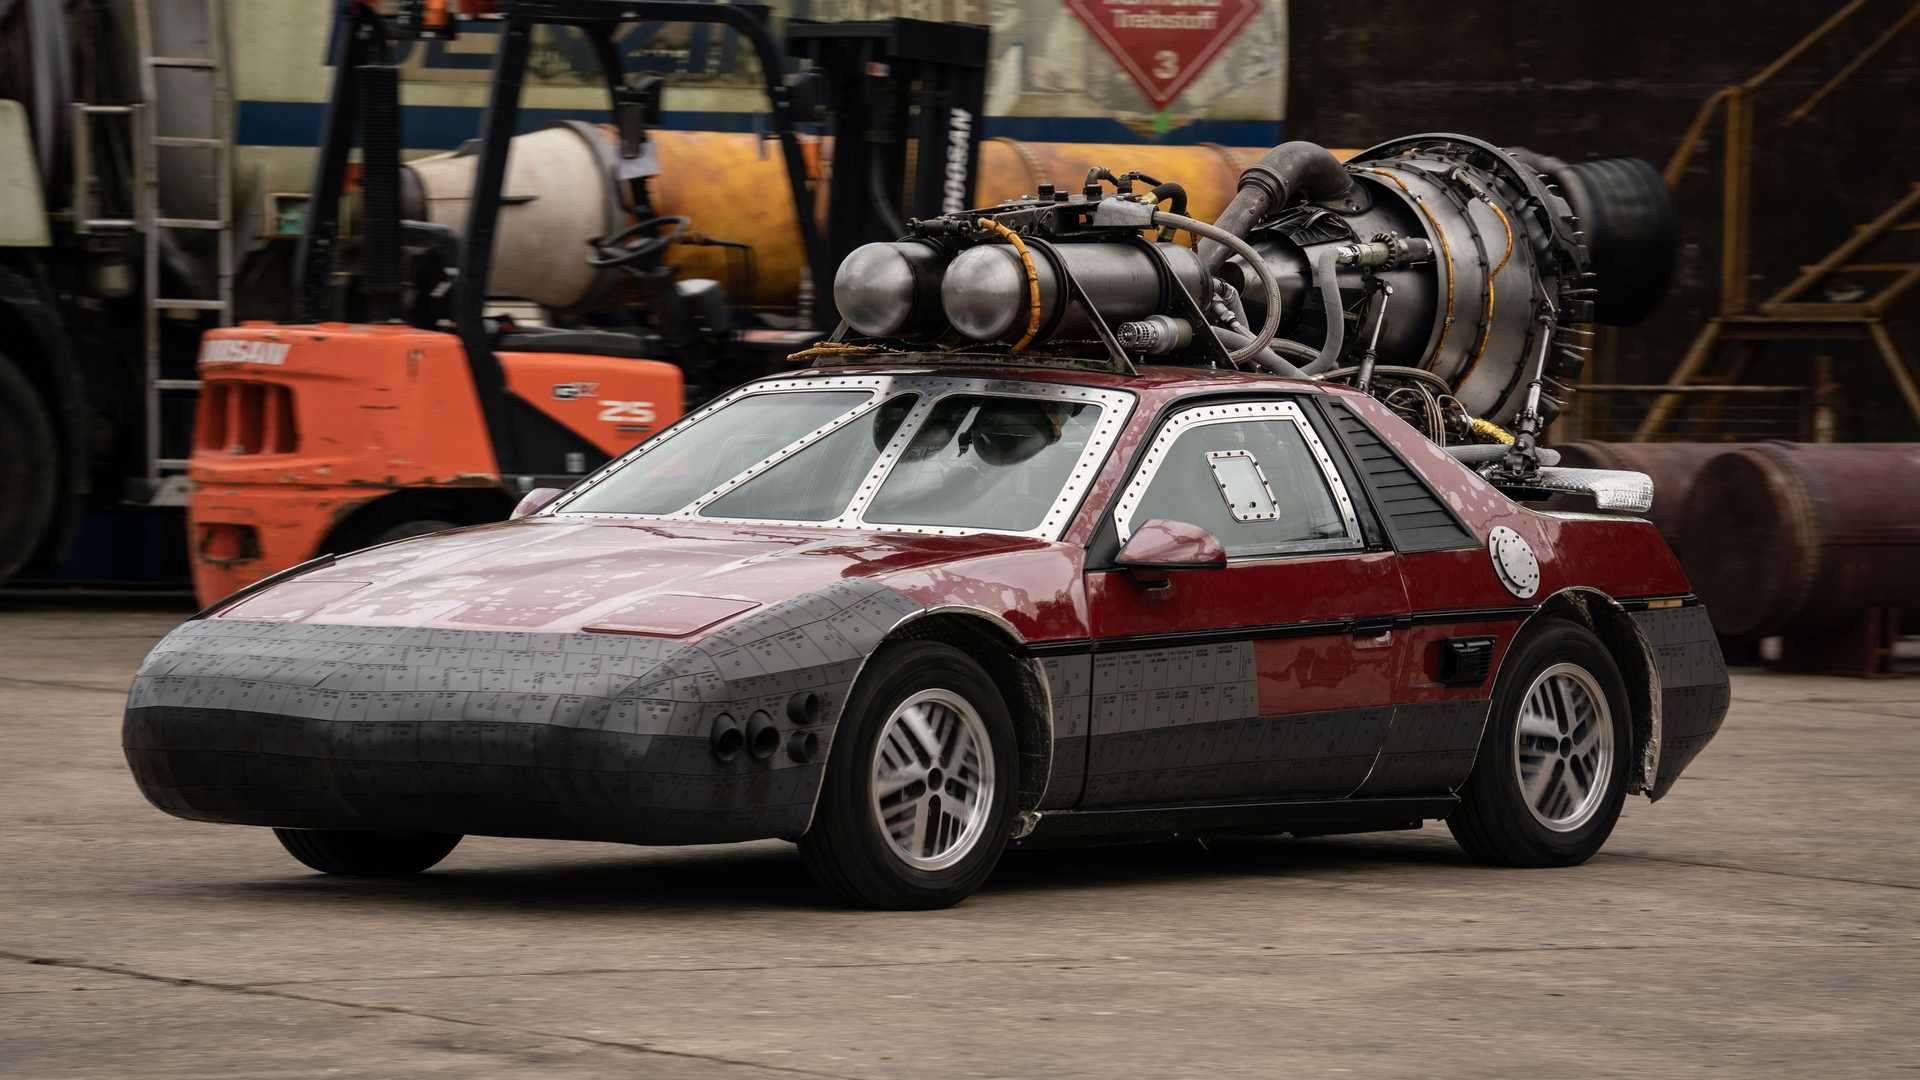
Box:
left=670, top=135, right=1279, bottom=310
left=1677, top=443, right=1920, bottom=640
left=408, top=130, right=1280, bottom=315
left=1554, top=441, right=1725, bottom=557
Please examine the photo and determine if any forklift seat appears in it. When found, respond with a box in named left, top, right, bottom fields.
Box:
left=495, top=327, right=657, bottom=360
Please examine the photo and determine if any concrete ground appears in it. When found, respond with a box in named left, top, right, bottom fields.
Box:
left=2, top=603, right=1915, bottom=1079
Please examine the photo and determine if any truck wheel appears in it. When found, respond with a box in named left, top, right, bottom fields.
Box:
left=272, top=828, right=462, bottom=877
left=0, top=349, right=58, bottom=583
left=800, top=640, right=1016, bottom=909
left=1448, top=618, right=1632, bottom=867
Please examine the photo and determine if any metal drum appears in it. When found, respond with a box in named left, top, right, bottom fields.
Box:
left=1677, top=443, right=1920, bottom=639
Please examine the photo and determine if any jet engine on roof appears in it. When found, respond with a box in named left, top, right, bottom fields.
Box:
left=830, top=132, right=1674, bottom=455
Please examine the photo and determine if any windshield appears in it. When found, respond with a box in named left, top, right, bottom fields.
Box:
left=560, top=390, right=872, bottom=515
left=552, top=375, right=1132, bottom=538
left=701, top=395, right=917, bottom=521
left=864, top=395, right=1102, bottom=533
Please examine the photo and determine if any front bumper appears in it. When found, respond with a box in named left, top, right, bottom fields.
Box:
left=121, top=585, right=922, bottom=844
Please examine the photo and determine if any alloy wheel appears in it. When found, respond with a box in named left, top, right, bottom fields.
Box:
left=868, top=688, right=996, bottom=871
left=1512, top=662, right=1615, bottom=832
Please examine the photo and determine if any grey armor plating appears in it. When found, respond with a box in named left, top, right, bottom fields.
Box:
left=1635, top=605, right=1731, bottom=799
left=123, top=580, right=926, bottom=844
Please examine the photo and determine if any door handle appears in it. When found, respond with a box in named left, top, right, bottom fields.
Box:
left=1350, top=617, right=1396, bottom=648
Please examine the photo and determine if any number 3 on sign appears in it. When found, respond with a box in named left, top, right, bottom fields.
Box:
left=1153, top=49, right=1179, bottom=80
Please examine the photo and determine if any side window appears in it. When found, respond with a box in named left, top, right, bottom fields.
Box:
left=1121, top=404, right=1358, bottom=559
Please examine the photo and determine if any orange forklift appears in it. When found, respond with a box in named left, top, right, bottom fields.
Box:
left=187, top=0, right=989, bottom=603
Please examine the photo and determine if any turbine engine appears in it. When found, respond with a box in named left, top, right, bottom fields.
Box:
left=828, top=132, right=1675, bottom=445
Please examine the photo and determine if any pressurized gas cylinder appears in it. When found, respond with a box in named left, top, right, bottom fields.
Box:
left=941, top=242, right=1209, bottom=344
left=834, top=241, right=949, bottom=337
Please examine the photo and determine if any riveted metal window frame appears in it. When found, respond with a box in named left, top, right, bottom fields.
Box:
left=546, top=376, right=893, bottom=514
left=1112, top=399, right=1364, bottom=557
left=548, top=374, right=1135, bottom=542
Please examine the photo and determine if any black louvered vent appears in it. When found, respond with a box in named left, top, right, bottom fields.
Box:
left=1323, top=401, right=1477, bottom=553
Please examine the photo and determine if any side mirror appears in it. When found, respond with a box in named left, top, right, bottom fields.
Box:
left=510, top=486, right=565, bottom=519
left=1115, top=518, right=1227, bottom=587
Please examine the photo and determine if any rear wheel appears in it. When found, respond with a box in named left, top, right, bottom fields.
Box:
left=1448, top=618, right=1631, bottom=867
left=800, top=640, right=1016, bottom=909
left=273, top=829, right=462, bottom=877
left=0, top=349, right=58, bottom=583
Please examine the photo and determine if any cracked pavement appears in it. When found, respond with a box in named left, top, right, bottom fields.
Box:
left=2, top=604, right=1916, bottom=1078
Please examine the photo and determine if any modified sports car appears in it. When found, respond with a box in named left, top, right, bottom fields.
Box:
left=125, top=134, right=1727, bottom=908
left=124, top=364, right=1729, bottom=907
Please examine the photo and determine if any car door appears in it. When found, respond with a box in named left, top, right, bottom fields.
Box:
left=1081, top=399, right=1410, bottom=807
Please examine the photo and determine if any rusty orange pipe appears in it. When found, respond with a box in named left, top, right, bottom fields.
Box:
left=643, top=132, right=1352, bottom=313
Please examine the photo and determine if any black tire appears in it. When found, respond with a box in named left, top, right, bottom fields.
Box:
left=0, top=349, right=58, bottom=583
left=799, top=640, right=1018, bottom=909
left=1448, top=618, right=1632, bottom=867
left=273, top=829, right=462, bottom=877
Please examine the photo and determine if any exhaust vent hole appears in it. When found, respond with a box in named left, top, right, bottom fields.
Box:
left=711, top=714, right=743, bottom=762
left=747, top=711, right=780, bottom=761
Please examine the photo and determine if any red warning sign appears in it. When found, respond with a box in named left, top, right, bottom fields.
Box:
left=1064, top=0, right=1262, bottom=110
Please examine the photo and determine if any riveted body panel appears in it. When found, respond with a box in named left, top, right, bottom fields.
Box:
left=130, top=364, right=1728, bottom=849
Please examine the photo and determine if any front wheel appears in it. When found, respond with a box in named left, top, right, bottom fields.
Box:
left=1448, top=618, right=1631, bottom=867
left=273, top=829, right=462, bottom=877
left=799, top=640, right=1016, bottom=909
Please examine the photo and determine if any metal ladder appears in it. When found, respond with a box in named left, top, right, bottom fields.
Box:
left=74, top=0, right=234, bottom=504
left=1615, top=0, right=1920, bottom=441
left=1635, top=182, right=1920, bottom=439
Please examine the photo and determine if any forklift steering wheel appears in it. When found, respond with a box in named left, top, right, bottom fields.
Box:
left=587, top=216, right=691, bottom=268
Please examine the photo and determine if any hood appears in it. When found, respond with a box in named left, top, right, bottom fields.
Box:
left=214, top=517, right=1053, bottom=637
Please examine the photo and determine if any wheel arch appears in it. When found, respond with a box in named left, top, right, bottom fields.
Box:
left=876, top=608, right=1055, bottom=816
left=1516, top=588, right=1663, bottom=796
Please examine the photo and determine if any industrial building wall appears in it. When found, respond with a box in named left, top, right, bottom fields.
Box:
left=1286, top=0, right=1920, bottom=438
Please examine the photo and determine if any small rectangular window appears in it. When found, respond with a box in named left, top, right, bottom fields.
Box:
left=1206, top=449, right=1280, bottom=523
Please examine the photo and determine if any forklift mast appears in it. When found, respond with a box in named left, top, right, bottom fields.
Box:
left=290, top=1, right=989, bottom=478
left=785, top=17, right=990, bottom=328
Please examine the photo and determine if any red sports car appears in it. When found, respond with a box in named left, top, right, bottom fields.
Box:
left=124, top=364, right=1728, bottom=908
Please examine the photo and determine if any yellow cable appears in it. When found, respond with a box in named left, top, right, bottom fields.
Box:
left=1470, top=417, right=1515, bottom=445
left=1459, top=197, right=1515, bottom=386
left=977, top=217, right=1042, bottom=352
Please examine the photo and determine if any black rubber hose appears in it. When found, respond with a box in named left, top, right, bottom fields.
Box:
left=1199, top=142, right=1354, bottom=271
left=1316, top=363, right=1455, bottom=394
left=1213, top=327, right=1307, bottom=378
left=1147, top=181, right=1188, bottom=218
